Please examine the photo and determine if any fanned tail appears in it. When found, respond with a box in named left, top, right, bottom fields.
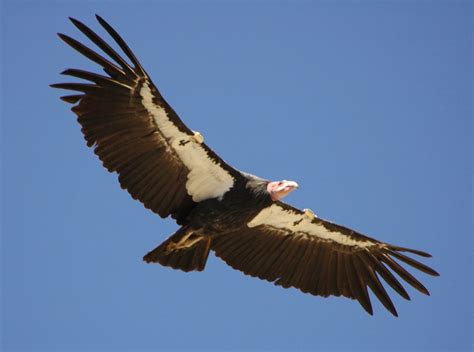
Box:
left=144, top=226, right=211, bottom=272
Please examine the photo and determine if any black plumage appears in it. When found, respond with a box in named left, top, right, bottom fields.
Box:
left=52, top=15, right=439, bottom=316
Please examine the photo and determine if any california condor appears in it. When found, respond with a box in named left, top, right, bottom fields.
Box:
left=51, top=15, right=439, bottom=316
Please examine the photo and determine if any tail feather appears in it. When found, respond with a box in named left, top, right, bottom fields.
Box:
left=144, top=226, right=211, bottom=272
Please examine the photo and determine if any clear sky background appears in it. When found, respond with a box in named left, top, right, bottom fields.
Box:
left=1, top=1, right=472, bottom=351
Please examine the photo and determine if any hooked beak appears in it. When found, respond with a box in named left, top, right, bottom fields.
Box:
left=268, top=180, right=299, bottom=201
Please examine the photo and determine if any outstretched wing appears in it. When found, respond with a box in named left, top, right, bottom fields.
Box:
left=52, top=16, right=242, bottom=221
left=212, top=202, right=439, bottom=316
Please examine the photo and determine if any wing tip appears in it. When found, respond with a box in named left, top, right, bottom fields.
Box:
left=95, top=14, right=105, bottom=23
left=59, top=94, right=83, bottom=104
left=387, top=248, right=440, bottom=277
left=57, top=32, right=75, bottom=47
left=363, top=303, right=374, bottom=316
left=392, top=245, right=433, bottom=258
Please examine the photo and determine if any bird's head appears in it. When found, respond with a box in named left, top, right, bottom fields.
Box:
left=267, top=180, right=299, bottom=201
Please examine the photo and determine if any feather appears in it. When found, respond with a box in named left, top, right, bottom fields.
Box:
left=225, top=234, right=259, bottom=267
left=379, top=253, right=430, bottom=295
left=365, top=252, right=410, bottom=300
left=291, top=238, right=317, bottom=290
left=157, top=180, right=181, bottom=215
left=95, top=15, right=146, bottom=76
left=304, top=243, right=323, bottom=294
left=61, top=69, right=133, bottom=91
left=387, top=249, right=439, bottom=276
left=389, top=245, right=432, bottom=258
left=346, top=255, right=373, bottom=315
left=258, top=234, right=292, bottom=281
left=298, top=242, right=320, bottom=293
left=275, top=237, right=306, bottom=288
left=272, top=237, right=300, bottom=282
left=68, top=17, right=137, bottom=78
left=57, top=33, right=126, bottom=78
left=240, top=232, right=274, bottom=274
left=326, top=246, right=339, bottom=296
left=357, top=255, right=398, bottom=316
left=50, top=82, right=101, bottom=93
left=313, top=244, right=331, bottom=295
left=60, top=94, right=83, bottom=104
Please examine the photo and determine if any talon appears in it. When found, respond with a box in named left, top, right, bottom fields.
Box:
left=303, top=208, right=316, bottom=219
left=191, top=131, right=204, bottom=144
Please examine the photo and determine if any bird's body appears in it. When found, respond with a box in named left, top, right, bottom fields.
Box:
left=190, top=174, right=272, bottom=230
left=52, top=15, right=439, bottom=316
left=142, top=173, right=273, bottom=272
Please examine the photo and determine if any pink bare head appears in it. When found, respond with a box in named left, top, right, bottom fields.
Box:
left=267, top=180, right=299, bottom=201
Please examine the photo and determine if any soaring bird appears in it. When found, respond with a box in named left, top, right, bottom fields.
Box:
left=52, top=15, right=439, bottom=316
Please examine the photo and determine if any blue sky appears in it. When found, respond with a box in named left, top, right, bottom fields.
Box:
left=1, top=1, right=472, bottom=351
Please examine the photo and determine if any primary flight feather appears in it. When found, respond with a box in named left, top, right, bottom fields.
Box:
left=52, top=15, right=439, bottom=316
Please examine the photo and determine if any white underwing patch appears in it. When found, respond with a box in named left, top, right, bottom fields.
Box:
left=140, top=81, right=234, bottom=202
left=248, top=204, right=374, bottom=248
